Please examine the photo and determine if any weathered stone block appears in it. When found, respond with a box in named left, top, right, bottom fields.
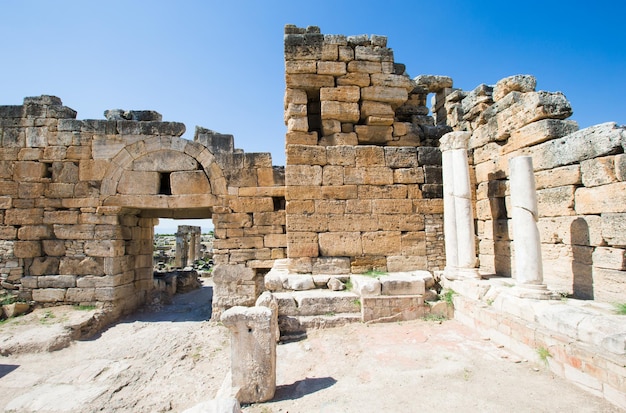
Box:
left=285, top=164, right=322, bottom=186
left=32, top=288, right=65, bottom=302
left=362, top=231, right=401, bottom=255
left=601, top=213, right=626, bottom=247
left=319, top=232, right=362, bottom=256
left=13, top=241, right=41, bottom=258
left=170, top=170, right=211, bottom=195
left=221, top=306, right=276, bottom=403
left=537, top=185, right=576, bottom=217
left=285, top=73, right=334, bottom=89
left=117, top=171, right=159, bottom=195
left=380, top=273, right=426, bottom=295
left=575, top=182, right=626, bottom=214
left=286, top=145, right=327, bottom=165
left=580, top=156, right=618, bottom=188
left=320, top=86, right=359, bottom=102
left=593, top=247, right=626, bottom=270
left=534, top=165, right=581, bottom=190
left=320, top=101, right=359, bottom=123
left=361, top=87, right=408, bottom=108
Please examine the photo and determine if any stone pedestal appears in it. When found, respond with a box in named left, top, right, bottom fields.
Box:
left=509, top=156, right=552, bottom=299
left=440, top=131, right=479, bottom=279
left=221, top=306, right=276, bottom=403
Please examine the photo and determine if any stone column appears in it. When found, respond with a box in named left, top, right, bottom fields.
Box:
left=175, top=230, right=185, bottom=268
left=440, top=131, right=479, bottom=279
left=509, top=156, right=552, bottom=298
left=221, top=306, right=276, bottom=403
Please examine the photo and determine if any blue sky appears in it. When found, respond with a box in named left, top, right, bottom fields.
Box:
left=2, top=1, right=625, bottom=233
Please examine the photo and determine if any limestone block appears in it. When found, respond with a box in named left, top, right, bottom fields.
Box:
left=220, top=306, right=276, bottom=403
left=400, top=232, right=427, bottom=255
left=318, top=132, right=358, bottom=146
left=370, top=73, right=414, bottom=90
left=360, top=101, right=394, bottom=119
left=37, top=274, right=76, bottom=288
left=537, top=215, right=603, bottom=246
left=27, top=257, right=60, bottom=276
left=361, top=87, right=408, bottom=108
left=94, top=284, right=134, bottom=301
left=42, top=240, right=65, bottom=256
left=59, top=257, right=104, bottom=276
left=580, top=156, right=618, bottom=187
left=336, top=72, right=370, bottom=87
left=314, top=199, right=345, bottom=214
left=319, top=232, right=362, bottom=256
left=386, top=256, right=428, bottom=272
left=32, top=288, right=65, bottom=302
left=320, top=101, right=359, bottom=123
left=286, top=117, right=308, bottom=132
left=501, top=119, right=578, bottom=154
left=532, top=122, right=625, bottom=171
left=593, top=247, right=626, bottom=270
left=285, top=60, right=316, bottom=74
left=362, top=231, right=401, bottom=255
left=575, top=182, right=626, bottom=214
left=13, top=161, right=47, bottom=181
left=17, top=225, right=51, bottom=240
left=534, top=165, right=581, bottom=190
left=320, top=86, right=359, bottom=102
left=285, top=73, right=334, bottom=89
left=287, top=235, right=319, bottom=258
left=378, top=214, right=424, bottom=232
left=354, top=146, right=384, bottom=166
left=53, top=224, right=95, bottom=239
left=601, top=213, right=626, bottom=247
left=537, top=185, right=576, bottom=217
left=384, top=147, right=418, bottom=168
left=351, top=275, right=382, bottom=296
left=133, top=150, right=197, bottom=172
left=615, top=154, right=626, bottom=181
left=321, top=119, right=341, bottom=135
left=593, top=267, right=626, bottom=303
left=358, top=184, right=407, bottom=199
left=116, top=171, right=159, bottom=195
left=285, top=185, right=322, bottom=200
left=312, top=257, right=350, bottom=274
left=2, top=302, right=30, bottom=318
left=285, top=164, right=322, bottom=186
left=327, top=214, right=378, bottom=232
left=13, top=241, right=41, bottom=258
left=492, top=74, right=537, bottom=101
left=229, top=197, right=274, bottom=213
left=355, top=125, right=392, bottom=144
left=264, top=234, right=286, bottom=248
left=84, top=240, right=125, bottom=257
left=326, top=145, right=355, bottom=166
left=284, top=274, right=315, bottom=291
left=393, top=168, right=424, bottom=184
left=321, top=185, right=357, bottom=199
left=322, top=165, right=344, bottom=185
left=347, top=60, right=382, bottom=74
left=372, top=199, right=412, bottom=214
left=284, top=88, right=308, bottom=106
left=65, top=287, right=95, bottom=303
left=413, top=75, right=453, bottom=93
left=380, top=273, right=426, bottom=295
left=286, top=145, right=327, bottom=165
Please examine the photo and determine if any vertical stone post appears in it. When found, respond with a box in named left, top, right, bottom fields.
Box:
left=221, top=306, right=276, bottom=403
left=509, top=156, right=552, bottom=298
left=440, top=131, right=479, bottom=279
left=175, top=229, right=185, bottom=268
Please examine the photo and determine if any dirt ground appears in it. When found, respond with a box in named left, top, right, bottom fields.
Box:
left=0, top=279, right=621, bottom=413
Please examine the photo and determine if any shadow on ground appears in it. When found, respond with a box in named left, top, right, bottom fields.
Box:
left=272, top=377, right=337, bottom=401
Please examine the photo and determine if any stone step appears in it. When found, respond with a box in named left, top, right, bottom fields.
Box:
left=273, top=289, right=361, bottom=317
left=278, top=312, right=362, bottom=340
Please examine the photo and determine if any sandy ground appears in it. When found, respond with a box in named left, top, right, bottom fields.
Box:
left=0, top=279, right=621, bottom=413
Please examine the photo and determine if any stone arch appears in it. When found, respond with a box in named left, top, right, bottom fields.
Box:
left=100, top=136, right=227, bottom=214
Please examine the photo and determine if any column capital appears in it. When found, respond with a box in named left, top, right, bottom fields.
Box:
left=439, top=131, right=471, bottom=152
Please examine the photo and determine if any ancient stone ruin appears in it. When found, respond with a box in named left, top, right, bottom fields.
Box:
left=0, top=24, right=625, bottom=408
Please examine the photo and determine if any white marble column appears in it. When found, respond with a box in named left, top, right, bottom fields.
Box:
left=509, top=156, right=551, bottom=298
left=440, top=131, right=479, bottom=279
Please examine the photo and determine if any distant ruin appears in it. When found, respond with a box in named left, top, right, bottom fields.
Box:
left=0, top=24, right=625, bottom=407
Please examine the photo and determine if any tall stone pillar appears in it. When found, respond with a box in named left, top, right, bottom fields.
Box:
left=509, top=156, right=552, bottom=298
left=175, top=230, right=186, bottom=268
left=440, top=131, right=479, bottom=279
left=221, top=306, right=276, bottom=403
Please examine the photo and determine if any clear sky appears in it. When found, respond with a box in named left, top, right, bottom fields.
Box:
left=2, top=1, right=625, bottom=233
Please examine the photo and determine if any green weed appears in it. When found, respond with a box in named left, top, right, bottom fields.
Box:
left=422, top=313, right=447, bottom=322
left=613, top=303, right=626, bottom=315
left=441, top=289, right=456, bottom=305
left=536, top=346, right=551, bottom=365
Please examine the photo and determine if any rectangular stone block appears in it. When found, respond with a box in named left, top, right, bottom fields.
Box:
left=320, top=86, right=359, bottom=102
left=501, top=119, right=579, bottom=154
left=285, top=73, right=334, bottom=89
left=358, top=185, right=407, bottom=199
left=378, top=214, right=424, bottom=232
left=320, top=101, right=359, bottom=123
left=13, top=241, right=41, bottom=258
left=534, top=165, right=581, bottom=190
left=601, top=213, right=626, bottom=247
left=380, top=273, right=426, bottom=295
left=4, top=208, right=44, bottom=225
left=321, top=185, right=357, bottom=199
left=362, top=231, right=401, bottom=255
left=285, top=60, right=317, bottom=74
left=361, top=87, right=408, bottom=108
left=593, top=247, right=626, bottom=270
left=537, top=185, right=576, bottom=217
left=328, top=214, right=379, bottom=232
left=287, top=232, right=319, bottom=258
left=286, top=214, right=328, bottom=232
left=32, top=288, right=66, bottom=302
left=84, top=240, right=125, bottom=257
left=285, top=165, right=323, bottom=186
left=314, top=199, right=345, bottom=214
left=580, top=156, right=618, bottom=188
left=229, top=197, right=275, bottom=213
left=170, top=170, right=211, bottom=195
left=285, top=185, right=322, bottom=200
left=593, top=267, right=626, bottom=304
left=326, top=145, right=355, bottom=166
left=319, top=232, right=362, bottom=256
left=347, top=61, right=382, bottom=74
left=575, top=182, right=626, bottom=214
left=285, top=131, right=318, bottom=145
left=336, top=72, right=370, bottom=87
left=286, top=145, right=327, bottom=165
left=355, top=125, right=392, bottom=144
left=43, top=210, right=79, bottom=225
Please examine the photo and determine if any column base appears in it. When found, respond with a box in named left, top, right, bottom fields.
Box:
left=510, top=283, right=557, bottom=300
left=443, top=267, right=482, bottom=280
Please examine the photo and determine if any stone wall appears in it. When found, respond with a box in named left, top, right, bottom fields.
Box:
left=0, top=96, right=286, bottom=318
left=283, top=25, right=448, bottom=274
left=439, top=75, right=626, bottom=302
